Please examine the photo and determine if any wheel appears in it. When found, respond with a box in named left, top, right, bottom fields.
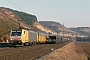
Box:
left=24, top=42, right=30, bottom=46
left=20, top=43, right=24, bottom=47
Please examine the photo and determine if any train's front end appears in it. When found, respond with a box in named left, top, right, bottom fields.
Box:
left=10, top=29, right=22, bottom=45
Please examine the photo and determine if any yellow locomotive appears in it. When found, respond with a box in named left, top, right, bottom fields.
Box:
left=10, top=29, right=48, bottom=46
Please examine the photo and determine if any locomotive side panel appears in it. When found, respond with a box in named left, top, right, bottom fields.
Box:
left=28, top=30, right=37, bottom=43
left=21, top=29, right=28, bottom=43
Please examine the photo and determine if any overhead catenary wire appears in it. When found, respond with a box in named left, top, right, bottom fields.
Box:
left=6, top=0, right=26, bottom=28
left=35, top=0, right=51, bottom=20
left=16, top=0, right=33, bottom=14
left=6, top=0, right=51, bottom=20
left=6, top=0, right=24, bottom=12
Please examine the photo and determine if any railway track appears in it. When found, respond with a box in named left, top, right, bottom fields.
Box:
left=0, top=42, right=69, bottom=60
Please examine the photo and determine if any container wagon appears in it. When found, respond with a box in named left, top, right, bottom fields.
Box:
left=46, top=35, right=61, bottom=43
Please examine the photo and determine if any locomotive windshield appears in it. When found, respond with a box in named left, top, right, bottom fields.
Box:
left=11, top=30, right=22, bottom=36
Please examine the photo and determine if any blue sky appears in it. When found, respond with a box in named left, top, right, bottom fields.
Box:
left=0, top=0, right=90, bottom=27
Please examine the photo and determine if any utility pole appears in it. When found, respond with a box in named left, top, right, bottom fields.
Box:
left=62, top=23, right=64, bottom=42
left=18, top=20, right=22, bottom=29
left=68, top=31, right=70, bottom=42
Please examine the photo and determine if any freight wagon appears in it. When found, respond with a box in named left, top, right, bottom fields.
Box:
left=46, top=35, right=61, bottom=43
left=38, top=31, right=48, bottom=43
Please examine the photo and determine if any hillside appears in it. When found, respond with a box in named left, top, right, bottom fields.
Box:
left=33, top=22, right=57, bottom=35
left=69, top=27, right=90, bottom=36
left=0, top=7, right=19, bottom=36
left=0, top=7, right=87, bottom=42
left=7, top=8, right=56, bottom=34
left=39, top=21, right=78, bottom=36
left=0, top=7, right=57, bottom=42
left=6, top=8, right=37, bottom=25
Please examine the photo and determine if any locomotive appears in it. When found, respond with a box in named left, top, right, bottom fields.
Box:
left=9, top=29, right=61, bottom=46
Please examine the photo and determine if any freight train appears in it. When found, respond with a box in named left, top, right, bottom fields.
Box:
left=9, top=29, right=62, bottom=46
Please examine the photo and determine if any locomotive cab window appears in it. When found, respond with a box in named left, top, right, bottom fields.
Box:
left=11, top=30, right=22, bottom=36
left=24, top=31, right=25, bottom=34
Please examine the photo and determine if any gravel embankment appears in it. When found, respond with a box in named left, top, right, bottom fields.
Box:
left=39, top=41, right=88, bottom=60
left=77, top=42, right=90, bottom=60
